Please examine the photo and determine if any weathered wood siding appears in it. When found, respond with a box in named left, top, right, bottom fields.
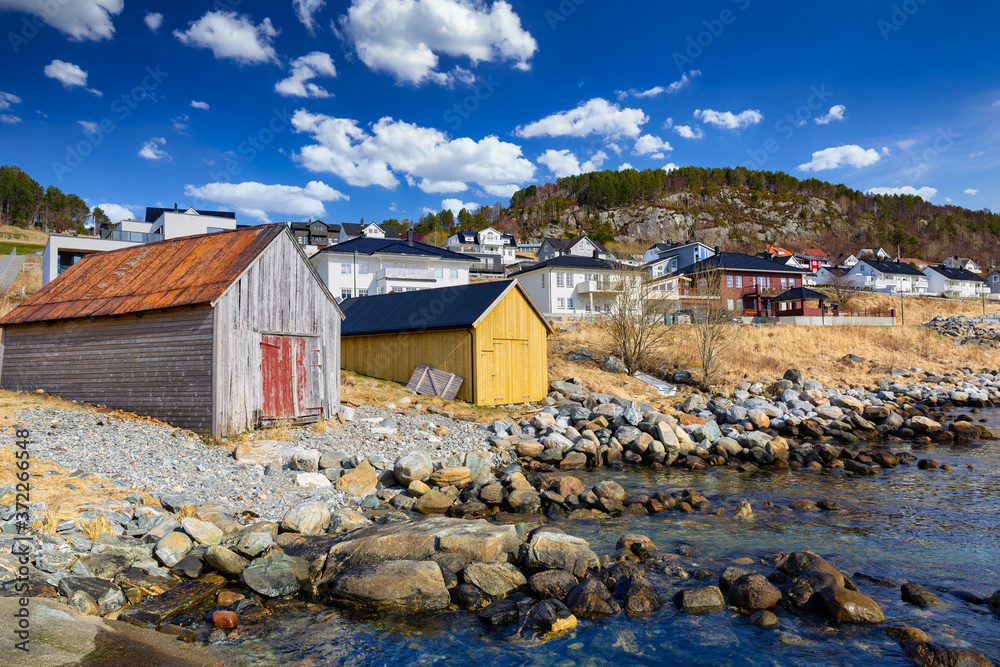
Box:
left=472, top=287, right=549, bottom=405
left=0, top=307, right=214, bottom=431
left=341, top=329, right=474, bottom=402
left=213, top=233, right=341, bottom=437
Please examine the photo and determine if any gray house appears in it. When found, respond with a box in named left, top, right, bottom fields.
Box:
left=0, top=224, right=343, bottom=437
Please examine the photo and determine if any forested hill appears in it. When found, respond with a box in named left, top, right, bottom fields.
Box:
left=497, top=167, right=1000, bottom=263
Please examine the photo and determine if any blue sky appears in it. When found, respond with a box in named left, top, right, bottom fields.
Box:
left=0, top=0, right=997, bottom=226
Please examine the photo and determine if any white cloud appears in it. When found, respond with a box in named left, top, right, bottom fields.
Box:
left=0, top=91, right=20, bottom=111
left=0, top=114, right=21, bottom=124
left=814, top=104, right=846, bottom=125
left=483, top=184, right=519, bottom=198
left=633, top=135, right=672, bottom=159
left=144, top=12, right=163, bottom=32
left=293, top=110, right=535, bottom=193
left=442, top=198, right=479, bottom=216
left=174, top=11, right=279, bottom=65
left=275, top=52, right=337, bottom=98
left=138, top=137, right=169, bottom=161
left=880, top=146, right=891, bottom=156
left=618, top=163, right=634, bottom=171
left=94, top=203, right=135, bottom=223
left=77, top=120, right=98, bottom=133
left=185, top=180, right=347, bottom=223
left=615, top=70, right=701, bottom=100
left=537, top=149, right=607, bottom=178
left=293, top=0, right=326, bottom=34
left=44, top=59, right=88, bottom=88
left=798, top=145, right=882, bottom=171
left=190, top=100, right=210, bottom=110
left=516, top=98, right=648, bottom=140
left=336, top=0, right=537, bottom=86
left=663, top=163, right=678, bottom=172
left=693, top=108, right=763, bottom=131
left=673, top=124, right=703, bottom=140
left=866, top=186, right=937, bottom=200
left=970, top=151, right=984, bottom=158
left=0, top=0, right=122, bottom=41
left=897, top=139, right=917, bottom=150
left=965, top=188, right=979, bottom=195
left=172, top=114, right=190, bottom=134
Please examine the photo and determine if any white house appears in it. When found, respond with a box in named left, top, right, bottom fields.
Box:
left=845, top=258, right=928, bottom=294
left=509, top=255, right=636, bottom=317
left=42, top=206, right=237, bottom=285
left=537, top=236, right=609, bottom=263
left=642, top=240, right=715, bottom=270
left=446, top=227, right=518, bottom=265
left=338, top=222, right=401, bottom=243
left=838, top=254, right=860, bottom=269
left=922, top=265, right=988, bottom=298
left=310, top=236, right=475, bottom=301
left=942, top=256, right=982, bottom=274
left=857, top=247, right=890, bottom=261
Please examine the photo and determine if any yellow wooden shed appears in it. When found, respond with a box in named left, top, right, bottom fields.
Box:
left=339, top=280, right=552, bottom=405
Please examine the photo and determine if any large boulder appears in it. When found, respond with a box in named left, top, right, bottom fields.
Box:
left=565, top=578, right=620, bottom=618
left=180, top=518, right=223, bottom=546
left=900, top=641, right=995, bottom=667
left=326, top=560, right=450, bottom=613
left=514, top=599, right=578, bottom=641
left=622, top=576, right=662, bottom=616
left=280, top=501, right=331, bottom=536
left=240, top=551, right=310, bottom=598
left=528, top=570, right=579, bottom=601
left=233, top=440, right=282, bottom=465
left=335, top=460, right=379, bottom=497
left=727, top=574, right=782, bottom=610
left=393, top=452, right=433, bottom=486
left=674, top=586, right=725, bottom=612
left=522, top=532, right=600, bottom=578
left=901, top=582, right=943, bottom=608
left=204, top=546, right=248, bottom=576
left=119, top=574, right=225, bottom=628
left=816, top=586, right=885, bottom=623
left=775, top=551, right=845, bottom=588
left=989, top=590, right=1000, bottom=615
left=462, top=561, right=527, bottom=597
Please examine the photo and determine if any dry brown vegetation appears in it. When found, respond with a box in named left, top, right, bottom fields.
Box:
left=0, top=261, right=42, bottom=319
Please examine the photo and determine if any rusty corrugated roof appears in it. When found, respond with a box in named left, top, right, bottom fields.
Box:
left=1, top=224, right=286, bottom=325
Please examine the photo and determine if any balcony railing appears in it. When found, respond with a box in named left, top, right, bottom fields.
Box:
left=111, top=231, right=164, bottom=243
left=376, top=267, right=435, bottom=281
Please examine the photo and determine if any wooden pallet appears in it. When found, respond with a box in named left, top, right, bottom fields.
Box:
left=406, top=364, right=464, bottom=400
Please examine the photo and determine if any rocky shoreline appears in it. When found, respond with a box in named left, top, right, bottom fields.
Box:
left=3, top=365, right=1000, bottom=664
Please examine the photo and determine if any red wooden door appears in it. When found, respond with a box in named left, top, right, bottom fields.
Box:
left=262, top=336, right=313, bottom=420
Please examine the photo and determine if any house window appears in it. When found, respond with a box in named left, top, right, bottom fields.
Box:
left=358, top=289, right=368, bottom=297
left=781, top=277, right=787, bottom=290
left=542, top=274, right=546, bottom=288
left=734, top=276, right=743, bottom=288
left=358, top=260, right=369, bottom=274
left=450, top=268, right=459, bottom=279
left=341, top=262, right=352, bottom=274
left=726, top=299, right=735, bottom=310
left=567, top=298, right=574, bottom=309
left=726, top=275, right=734, bottom=288
left=556, top=273, right=565, bottom=288
left=377, top=287, right=384, bottom=295
left=341, top=289, right=352, bottom=300
left=557, top=298, right=566, bottom=309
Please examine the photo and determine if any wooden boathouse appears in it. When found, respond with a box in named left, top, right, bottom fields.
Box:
left=0, top=224, right=343, bottom=437
left=339, top=280, right=552, bottom=406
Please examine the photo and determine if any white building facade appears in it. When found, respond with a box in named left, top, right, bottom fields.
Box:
left=446, top=227, right=518, bottom=265
left=922, top=265, right=988, bottom=298
left=845, top=259, right=928, bottom=294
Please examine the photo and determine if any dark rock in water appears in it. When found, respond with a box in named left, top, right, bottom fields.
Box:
left=623, top=577, right=662, bottom=616
left=515, top=599, right=578, bottom=640
left=327, top=560, right=450, bottom=613
left=566, top=578, right=620, bottom=618
left=452, top=583, right=491, bottom=610
left=120, top=574, right=226, bottom=628
left=948, top=589, right=989, bottom=606
left=522, top=531, right=599, bottom=578
left=274, top=533, right=338, bottom=580
left=602, top=561, right=645, bottom=592
left=854, top=572, right=898, bottom=588
left=988, top=590, right=1000, bottom=615
left=917, top=459, right=941, bottom=470
left=728, top=574, right=782, bottom=610
left=479, top=598, right=519, bottom=627
left=901, top=582, right=944, bottom=608
left=719, top=566, right=755, bottom=592
left=776, top=551, right=845, bottom=588
left=58, top=576, right=127, bottom=616
left=786, top=571, right=842, bottom=609
left=789, top=500, right=817, bottom=511
left=750, top=610, right=779, bottom=629
left=816, top=586, right=884, bottom=623
left=899, top=641, right=994, bottom=667
left=886, top=625, right=929, bottom=642
left=816, top=499, right=840, bottom=511
left=694, top=568, right=714, bottom=580
left=507, top=489, right=541, bottom=514
left=674, top=586, right=725, bottom=613
left=529, top=569, right=579, bottom=601
left=241, top=551, right=310, bottom=598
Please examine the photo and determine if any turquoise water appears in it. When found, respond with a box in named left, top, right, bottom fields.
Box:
left=216, top=410, right=1000, bottom=666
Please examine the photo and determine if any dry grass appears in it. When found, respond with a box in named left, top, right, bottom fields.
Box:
left=176, top=504, right=198, bottom=519
left=0, top=263, right=42, bottom=319
left=261, top=420, right=294, bottom=442
left=80, top=514, right=111, bottom=540
left=0, top=224, right=48, bottom=244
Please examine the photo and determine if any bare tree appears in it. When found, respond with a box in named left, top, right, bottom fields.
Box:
left=691, top=267, right=736, bottom=389
left=598, top=264, right=679, bottom=374
left=825, top=273, right=858, bottom=312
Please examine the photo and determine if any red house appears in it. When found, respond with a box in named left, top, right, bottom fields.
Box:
left=680, top=252, right=811, bottom=315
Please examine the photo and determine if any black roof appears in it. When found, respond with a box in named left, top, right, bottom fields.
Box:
left=507, top=254, right=621, bottom=277
left=541, top=235, right=609, bottom=255
left=771, top=287, right=830, bottom=302
left=925, top=265, right=986, bottom=282
left=144, top=207, right=237, bottom=223
left=318, top=237, right=475, bottom=261
left=341, top=280, right=549, bottom=336
left=857, top=258, right=926, bottom=276
left=453, top=229, right=517, bottom=247
left=340, top=222, right=401, bottom=239
left=679, top=252, right=810, bottom=275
